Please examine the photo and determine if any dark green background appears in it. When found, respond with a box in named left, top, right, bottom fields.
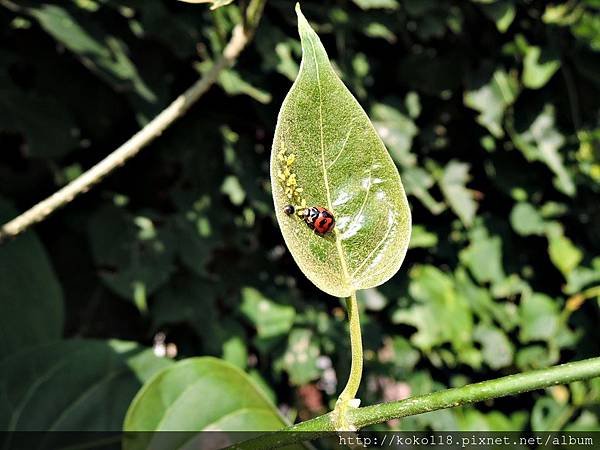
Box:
left=1, top=0, right=599, bottom=432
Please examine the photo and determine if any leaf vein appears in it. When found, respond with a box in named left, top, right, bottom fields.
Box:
left=354, top=156, right=375, bottom=224
left=351, top=218, right=394, bottom=279
left=308, top=35, right=352, bottom=289
left=328, top=118, right=357, bottom=169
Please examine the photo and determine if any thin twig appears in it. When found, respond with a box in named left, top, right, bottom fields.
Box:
left=0, top=0, right=267, bottom=242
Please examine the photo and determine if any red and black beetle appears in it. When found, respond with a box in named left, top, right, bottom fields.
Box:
left=284, top=205, right=335, bottom=236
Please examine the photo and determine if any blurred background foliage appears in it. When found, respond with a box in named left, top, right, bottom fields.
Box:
left=0, top=0, right=599, bottom=433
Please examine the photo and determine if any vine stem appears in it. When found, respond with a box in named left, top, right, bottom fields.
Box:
left=230, top=357, right=600, bottom=449
left=0, top=0, right=267, bottom=243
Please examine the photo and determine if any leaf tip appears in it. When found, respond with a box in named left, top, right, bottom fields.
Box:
left=295, top=3, right=309, bottom=32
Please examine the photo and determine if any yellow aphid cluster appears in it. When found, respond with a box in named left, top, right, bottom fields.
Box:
left=277, top=146, right=306, bottom=212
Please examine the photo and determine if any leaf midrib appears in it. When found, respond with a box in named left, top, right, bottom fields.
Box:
left=307, top=35, right=353, bottom=294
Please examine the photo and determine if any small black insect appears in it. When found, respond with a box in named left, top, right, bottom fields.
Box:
left=283, top=204, right=295, bottom=215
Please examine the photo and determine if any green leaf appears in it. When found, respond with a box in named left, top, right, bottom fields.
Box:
left=88, top=205, right=176, bottom=305
left=240, top=287, right=296, bottom=338
left=178, top=0, right=235, bottom=10
left=0, top=340, right=172, bottom=431
left=26, top=4, right=156, bottom=109
left=357, top=287, right=388, bottom=311
left=352, top=0, right=399, bottom=10
left=270, top=5, right=411, bottom=297
left=439, top=160, right=478, bottom=227
left=218, top=69, right=272, bottom=104
left=516, top=345, right=559, bottom=370
left=519, top=292, right=560, bottom=343
left=123, top=357, right=286, bottom=445
left=479, top=1, right=516, bottom=33
left=371, top=101, right=418, bottom=168
left=0, top=92, right=78, bottom=158
left=0, top=199, right=64, bottom=361
left=402, top=167, right=446, bottom=215
left=522, top=46, right=560, bottom=89
left=531, top=397, right=571, bottom=431
left=459, top=224, right=506, bottom=286
left=473, top=323, right=514, bottom=369
left=510, top=202, right=547, bottom=236
left=511, top=104, right=576, bottom=196
left=464, top=68, right=519, bottom=138
left=565, top=257, right=600, bottom=294
left=393, top=266, right=474, bottom=359
left=275, top=328, right=321, bottom=385
left=408, top=224, right=438, bottom=249
left=547, top=224, right=583, bottom=277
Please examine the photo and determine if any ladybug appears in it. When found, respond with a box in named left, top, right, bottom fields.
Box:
left=302, top=206, right=335, bottom=235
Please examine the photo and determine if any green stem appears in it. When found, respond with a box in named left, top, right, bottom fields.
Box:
left=337, top=291, right=363, bottom=404
left=230, top=357, right=600, bottom=449
left=349, top=357, right=600, bottom=428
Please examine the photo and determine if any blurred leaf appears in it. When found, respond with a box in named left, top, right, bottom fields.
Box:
left=178, top=0, right=235, bottom=10
left=357, top=287, right=388, bottom=311
left=0, top=199, right=64, bottom=361
left=473, top=323, right=514, bottom=369
left=0, top=92, right=78, bottom=158
left=510, top=202, right=547, bottom=236
left=565, top=257, right=600, bottom=294
left=543, top=3, right=583, bottom=26
left=222, top=335, right=248, bottom=370
left=439, top=160, right=478, bottom=227
left=479, top=0, right=516, bottom=33
left=88, top=206, right=176, bottom=305
left=516, top=345, right=559, bottom=370
left=152, top=276, right=224, bottom=353
left=571, top=10, right=600, bottom=51
left=383, top=336, right=420, bottom=371
left=393, top=266, right=475, bottom=362
left=0, top=340, right=171, bottom=432
left=565, top=410, right=600, bottom=432
left=531, top=397, right=571, bottom=431
left=511, top=104, right=576, bottom=196
left=455, top=268, right=519, bottom=330
left=221, top=175, right=246, bottom=206
left=167, top=214, right=215, bottom=277
left=519, top=292, right=560, bottom=343
left=255, top=20, right=301, bottom=81
left=371, top=101, right=418, bottom=168
left=460, top=224, right=506, bottom=285
left=457, top=408, right=528, bottom=431
left=352, top=0, right=399, bottom=10
left=240, top=287, right=295, bottom=338
left=547, top=224, right=583, bottom=278
left=402, top=167, right=446, bottom=215
left=124, top=357, right=287, bottom=446
left=218, top=69, right=272, bottom=104
left=276, top=328, right=320, bottom=385
left=522, top=46, right=560, bottom=89
left=270, top=5, right=411, bottom=297
left=26, top=4, right=156, bottom=109
left=464, top=68, right=519, bottom=138
left=408, top=224, right=438, bottom=249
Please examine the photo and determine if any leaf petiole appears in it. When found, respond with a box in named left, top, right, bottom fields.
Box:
left=333, top=291, right=364, bottom=430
